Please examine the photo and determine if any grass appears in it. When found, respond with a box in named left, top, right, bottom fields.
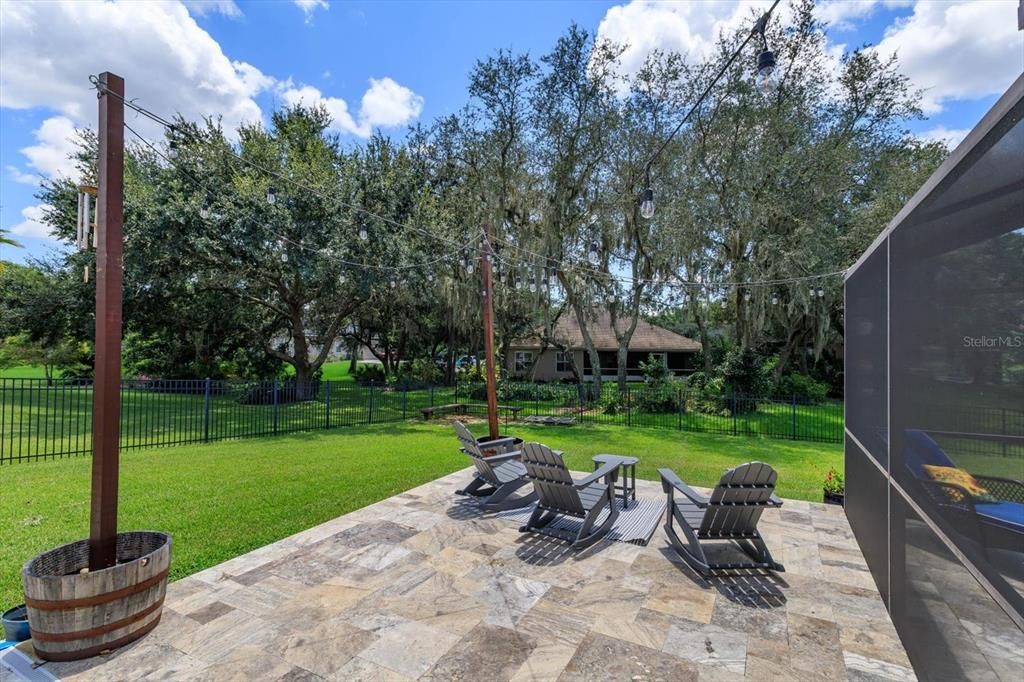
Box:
left=0, top=365, right=57, bottom=379
left=0, top=420, right=842, bottom=607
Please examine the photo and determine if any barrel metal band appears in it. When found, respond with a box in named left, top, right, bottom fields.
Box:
left=24, top=567, right=168, bottom=610
left=29, top=597, right=165, bottom=643
left=33, top=614, right=163, bottom=662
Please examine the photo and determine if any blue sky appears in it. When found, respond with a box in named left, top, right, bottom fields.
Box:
left=2, top=0, right=1021, bottom=265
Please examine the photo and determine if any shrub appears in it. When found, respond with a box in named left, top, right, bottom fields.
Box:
left=456, top=363, right=501, bottom=384
left=600, top=391, right=623, bottom=415
left=718, top=347, right=769, bottom=398
left=639, top=353, right=672, bottom=387
left=352, top=363, right=386, bottom=384
left=776, top=373, right=829, bottom=403
left=686, top=375, right=731, bottom=416
left=634, top=383, right=682, bottom=413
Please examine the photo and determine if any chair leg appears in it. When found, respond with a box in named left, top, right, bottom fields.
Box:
left=520, top=506, right=557, bottom=533
left=663, top=503, right=712, bottom=574
left=482, top=479, right=538, bottom=512
left=734, top=536, right=785, bottom=572
left=457, top=476, right=495, bottom=497
left=572, top=493, right=619, bottom=550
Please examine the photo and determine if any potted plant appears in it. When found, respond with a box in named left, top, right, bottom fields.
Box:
left=824, top=467, right=845, bottom=506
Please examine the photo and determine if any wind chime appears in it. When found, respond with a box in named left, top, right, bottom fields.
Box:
left=76, top=184, right=98, bottom=281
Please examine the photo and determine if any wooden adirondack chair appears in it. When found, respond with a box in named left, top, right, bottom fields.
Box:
left=518, top=442, right=620, bottom=549
left=659, top=463, right=784, bottom=574
left=453, top=421, right=537, bottom=511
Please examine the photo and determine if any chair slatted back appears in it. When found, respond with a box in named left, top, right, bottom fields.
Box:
left=453, top=421, right=500, bottom=486
left=521, top=442, right=585, bottom=517
left=699, top=462, right=778, bottom=537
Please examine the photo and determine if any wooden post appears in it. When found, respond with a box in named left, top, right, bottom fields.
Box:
left=481, top=224, right=500, bottom=440
left=89, top=72, right=125, bottom=570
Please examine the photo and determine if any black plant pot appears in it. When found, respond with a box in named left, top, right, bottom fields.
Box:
left=823, top=491, right=845, bottom=506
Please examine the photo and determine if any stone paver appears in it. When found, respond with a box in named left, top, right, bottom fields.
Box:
left=26, top=469, right=915, bottom=681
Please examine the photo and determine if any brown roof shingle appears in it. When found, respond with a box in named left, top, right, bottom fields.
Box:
left=509, top=310, right=701, bottom=352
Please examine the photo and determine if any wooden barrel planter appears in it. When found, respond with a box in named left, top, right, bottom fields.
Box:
left=21, top=531, right=171, bottom=661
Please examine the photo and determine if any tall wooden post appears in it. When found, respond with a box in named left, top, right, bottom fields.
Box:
left=481, top=224, right=500, bottom=440
left=89, top=72, right=125, bottom=570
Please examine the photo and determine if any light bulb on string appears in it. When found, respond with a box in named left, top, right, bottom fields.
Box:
left=266, top=186, right=277, bottom=205
left=359, top=224, right=368, bottom=241
left=588, top=240, right=600, bottom=266
left=465, top=255, right=474, bottom=274
left=817, top=288, right=825, bottom=298
left=168, top=139, right=179, bottom=161
left=771, top=294, right=779, bottom=305
left=743, top=291, right=751, bottom=303
left=639, top=188, right=655, bottom=220
left=390, top=278, right=397, bottom=289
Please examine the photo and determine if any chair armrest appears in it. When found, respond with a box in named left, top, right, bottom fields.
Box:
left=658, top=468, right=708, bottom=507
left=575, top=460, right=620, bottom=488
left=487, top=450, right=522, bottom=463
left=480, top=436, right=518, bottom=449
left=768, top=494, right=783, bottom=507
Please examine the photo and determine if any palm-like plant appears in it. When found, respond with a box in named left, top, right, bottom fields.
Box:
left=0, top=227, right=22, bottom=247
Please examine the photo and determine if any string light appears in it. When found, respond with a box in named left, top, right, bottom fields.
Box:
left=771, top=294, right=779, bottom=305
left=588, top=240, right=600, bottom=266
left=358, top=224, right=368, bottom=241
left=266, top=186, right=277, bottom=205
left=743, top=291, right=751, bottom=303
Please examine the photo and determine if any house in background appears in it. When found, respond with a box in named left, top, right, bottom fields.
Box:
left=507, top=310, right=701, bottom=382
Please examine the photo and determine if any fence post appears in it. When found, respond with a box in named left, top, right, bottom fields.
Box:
left=272, top=379, right=279, bottom=434
left=534, top=383, right=540, bottom=416
left=368, top=381, right=375, bottom=424
left=627, top=385, right=632, bottom=427
left=325, top=380, right=331, bottom=429
left=202, top=377, right=211, bottom=442
left=791, top=395, right=797, bottom=440
left=402, top=384, right=408, bottom=420
left=430, top=384, right=435, bottom=408
left=678, top=386, right=683, bottom=431
left=731, top=394, right=737, bottom=435
left=1002, top=407, right=1007, bottom=457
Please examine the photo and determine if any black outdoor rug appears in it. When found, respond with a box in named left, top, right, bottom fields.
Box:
left=489, top=496, right=666, bottom=546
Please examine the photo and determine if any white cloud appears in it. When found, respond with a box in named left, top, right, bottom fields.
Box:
left=872, top=1, right=1024, bottom=114
left=294, top=0, right=329, bottom=23
left=20, top=116, right=81, bottom=181
left=182, top=1, right=242, bottom=18
left=6, top=166, right=41, bottom=186
left=0, top=0, right=273, bottom=136
left=918, top=125, right=970, bottom=148
left=8, top=204, right=54, bottom=241
left=815, top=1, right=912, bottom=31
left=279, top=78, right=424, bottom=137
left=359, top=78, right=425, bottom=129
left=595, top=1, right=753, bottom=83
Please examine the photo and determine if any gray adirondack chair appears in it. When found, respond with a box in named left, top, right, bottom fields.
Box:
left=659, top=463, right=784, bottom=574
left=518, top=442, right=620, bottom=549
left=453, top=421, right=537, bottom=511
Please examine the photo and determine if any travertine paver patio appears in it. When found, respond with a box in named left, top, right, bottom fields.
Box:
left=30, top=469, right=915, bottom=681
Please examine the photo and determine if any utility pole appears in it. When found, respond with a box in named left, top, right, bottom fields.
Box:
left=481, top=223, right=500, bottom=440
left=89, top=72, right=124, bottom=570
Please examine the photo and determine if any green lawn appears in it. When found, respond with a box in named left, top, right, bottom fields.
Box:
left=0, top=365, right=57, bottom=379
left=0, top=421, right=842, bottom=607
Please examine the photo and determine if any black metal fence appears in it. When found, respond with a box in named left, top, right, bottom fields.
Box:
left=1, top=377, right=844, bottom=464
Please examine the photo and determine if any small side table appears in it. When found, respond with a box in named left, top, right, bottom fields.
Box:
left=592, top=454, right=638, bottom=509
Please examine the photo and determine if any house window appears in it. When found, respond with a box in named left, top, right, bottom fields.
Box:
left=649, top=352, right=667, bottom=366
left=556, top=351, right=572, bottom=373
left=514, top=351, right=533, bottom=373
